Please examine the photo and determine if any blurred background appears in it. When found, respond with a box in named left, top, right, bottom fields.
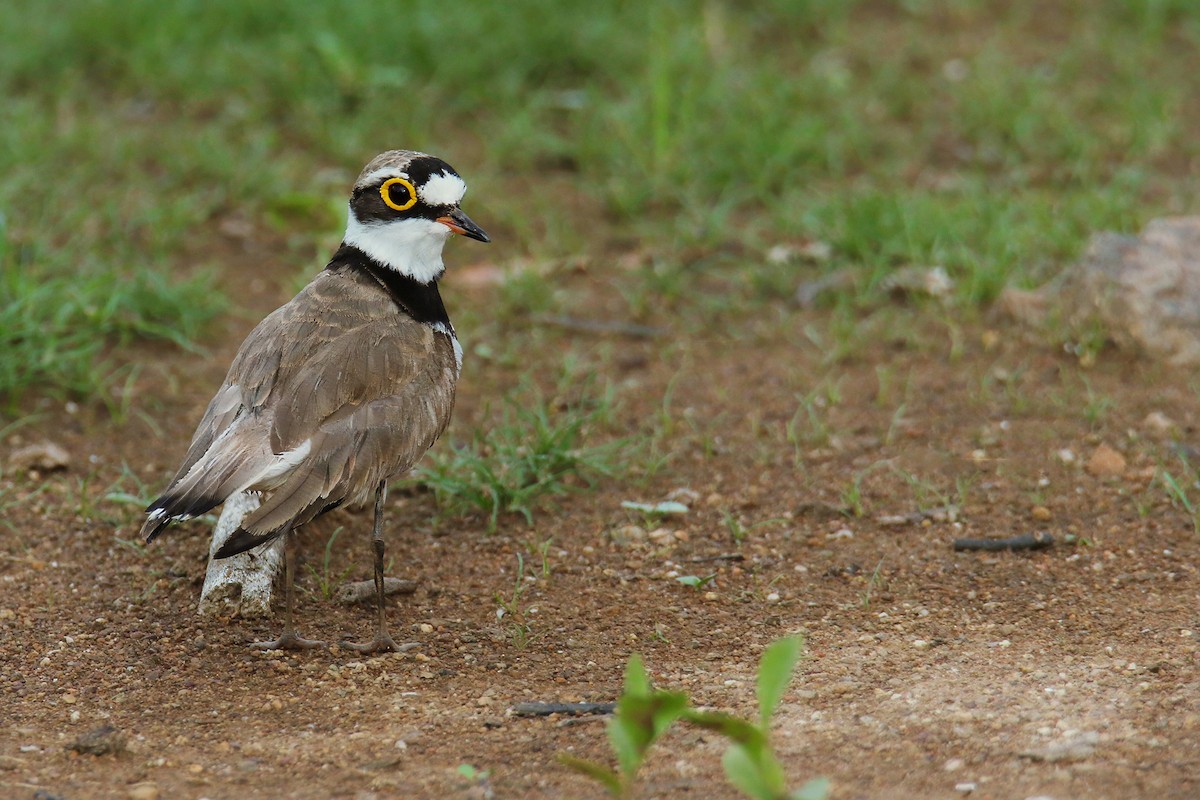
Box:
left=1, top=0, right=1198, bottom=398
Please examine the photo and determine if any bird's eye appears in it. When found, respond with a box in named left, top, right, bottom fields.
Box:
left=380, top=177, right=418, bottom=212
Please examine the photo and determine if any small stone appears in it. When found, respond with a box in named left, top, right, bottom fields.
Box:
left=1056, top=448, right=1077, bottom=465
left=1031, top=505, right=1052, bottom=521
left=610, top=525, right=647, bottom=546
left=0, top=608, right=15, bottom=621
left=1086, top=444, right=1126, bottom=477
left=1143, top=411, right=1176, bottom=435
left=335, top=577, right=417, bottom=605
left=128, top=782, right=160, bottom=800
left=955, top=782, right=977, bottom=793
left=68, top=725, right=127, bottom=756
left=1020, top=731, right=1100, bottom=763
left=943, top=758, right=965, bottom=772
left=8, top=441, right=71, bottom=473
left=647, top=527, right=673, bottom=542
left=62, top=693, right=78, bottom=705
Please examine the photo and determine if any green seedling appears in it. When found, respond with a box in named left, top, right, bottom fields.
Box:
left=457, top=763, right=490, bottom=782
left=723, top=511, right=787, bottom=545
left=531, top=536, right=554, bottom=578
left=1159, top=465, right=1200, bottom=535
left=560, top=637, right=828, bottom=800
left=304, top=526, right=353, bottom=601
left=495, top=553, right=536, bottom=649
left=558, top=655, right=690, bottom=798
left=687, top=637, right=830, bottom=800
left=1081, top=379, right=1115, bottom=428
left=859, top=558, right=886, bottom=609
left=675, top=574, right=716, bottom=589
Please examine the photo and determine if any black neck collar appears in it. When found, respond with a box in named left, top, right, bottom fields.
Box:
left=327, top=244, right=451, bottom=327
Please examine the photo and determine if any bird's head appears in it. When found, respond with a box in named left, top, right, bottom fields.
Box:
left=343, top=150, right=490, bottom=283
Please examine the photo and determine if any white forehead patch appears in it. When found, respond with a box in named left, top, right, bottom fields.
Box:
left=419, top=172, right=466, bottom=207
left=357, top=167, right=406, bottom=190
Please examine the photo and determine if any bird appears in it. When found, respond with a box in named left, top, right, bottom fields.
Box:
left=140, top=150, right=490, bottom=651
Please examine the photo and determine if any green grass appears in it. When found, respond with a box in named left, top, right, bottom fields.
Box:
left=3, top=1, right=1200, bottom=399
left=414, top=381, right=626, bottom=530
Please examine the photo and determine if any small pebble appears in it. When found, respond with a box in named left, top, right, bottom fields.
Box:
left=943, top=758, right=964, bottom=772
left=68, top=725, right=126, bottom=756
left=1031, top=506, right=1052, bottom=521
left=1086, top=444, right=1126, bottom=477
left=8, top=441, right=71, bottom=473
left=1021, top=731, right=1099, bottom=763
left=1143, top=411, right=1176, bottom=434
left=128, top=783, right=160, bottom=800
left=955, top=782, right=977, bottom=793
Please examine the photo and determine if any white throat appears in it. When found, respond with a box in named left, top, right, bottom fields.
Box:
left=343, top=205, right=452, bottom=284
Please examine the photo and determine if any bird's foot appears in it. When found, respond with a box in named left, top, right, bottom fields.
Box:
left=341, top=630, right=418, bottom=654
left=250, top=630, right=326, bottom=651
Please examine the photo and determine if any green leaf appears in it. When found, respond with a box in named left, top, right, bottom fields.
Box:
left=683, top=710, right=766, bottom=751
left=757, top=636, right=804, bottom=729
left=790, top=777, right=831, bottom=800
left=557, top=754, right=623, bottom=797
left=624, top=653, right=651, bottom=696
left=722, top=744, right=774, bottom=800
left=607, top=711, right=642, bottom=779
left=608, top=678, right=689, bottom=780
left=647, top=691, right=690, bottom=740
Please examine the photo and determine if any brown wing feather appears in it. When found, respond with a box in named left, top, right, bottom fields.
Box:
left=238, top=327, right=457, bottom=537
left=143, top=266, right=457, bottom=542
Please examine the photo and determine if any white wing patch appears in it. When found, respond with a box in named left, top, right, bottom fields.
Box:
left=254, top=439, right=313, bottom=486
left=419, top=172, right=467, bottom=207
left=431, top=321, right=463, bottom=374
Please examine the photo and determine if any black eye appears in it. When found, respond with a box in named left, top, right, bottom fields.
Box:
left=380, top=177, right=417, bottom=212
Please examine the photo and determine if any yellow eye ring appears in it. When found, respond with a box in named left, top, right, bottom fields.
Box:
left=380, top=177, right=418, bottom=212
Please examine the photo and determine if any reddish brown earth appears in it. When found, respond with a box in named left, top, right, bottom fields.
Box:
left=2, top=233, right=1199, bottom=800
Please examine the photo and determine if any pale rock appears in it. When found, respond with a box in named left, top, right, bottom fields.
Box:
left=128, top=783, right=160, bottom=800
left=1142, top=411, right=1177, bottom=435
left=999, top=217, right=1200, bottom=365
left=8, top=441, right=71, bottom=473
left=1086, top=444, right=1126, bottom=477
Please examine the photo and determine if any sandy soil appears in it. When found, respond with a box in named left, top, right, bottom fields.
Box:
left=2, top=236, right=1199, bottom=800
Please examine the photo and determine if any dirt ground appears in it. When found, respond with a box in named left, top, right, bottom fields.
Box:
left=3, top=232, right=1199, bottom=800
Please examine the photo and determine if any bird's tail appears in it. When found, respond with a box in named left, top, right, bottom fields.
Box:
left=141, top=492, right=223, bottom=543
